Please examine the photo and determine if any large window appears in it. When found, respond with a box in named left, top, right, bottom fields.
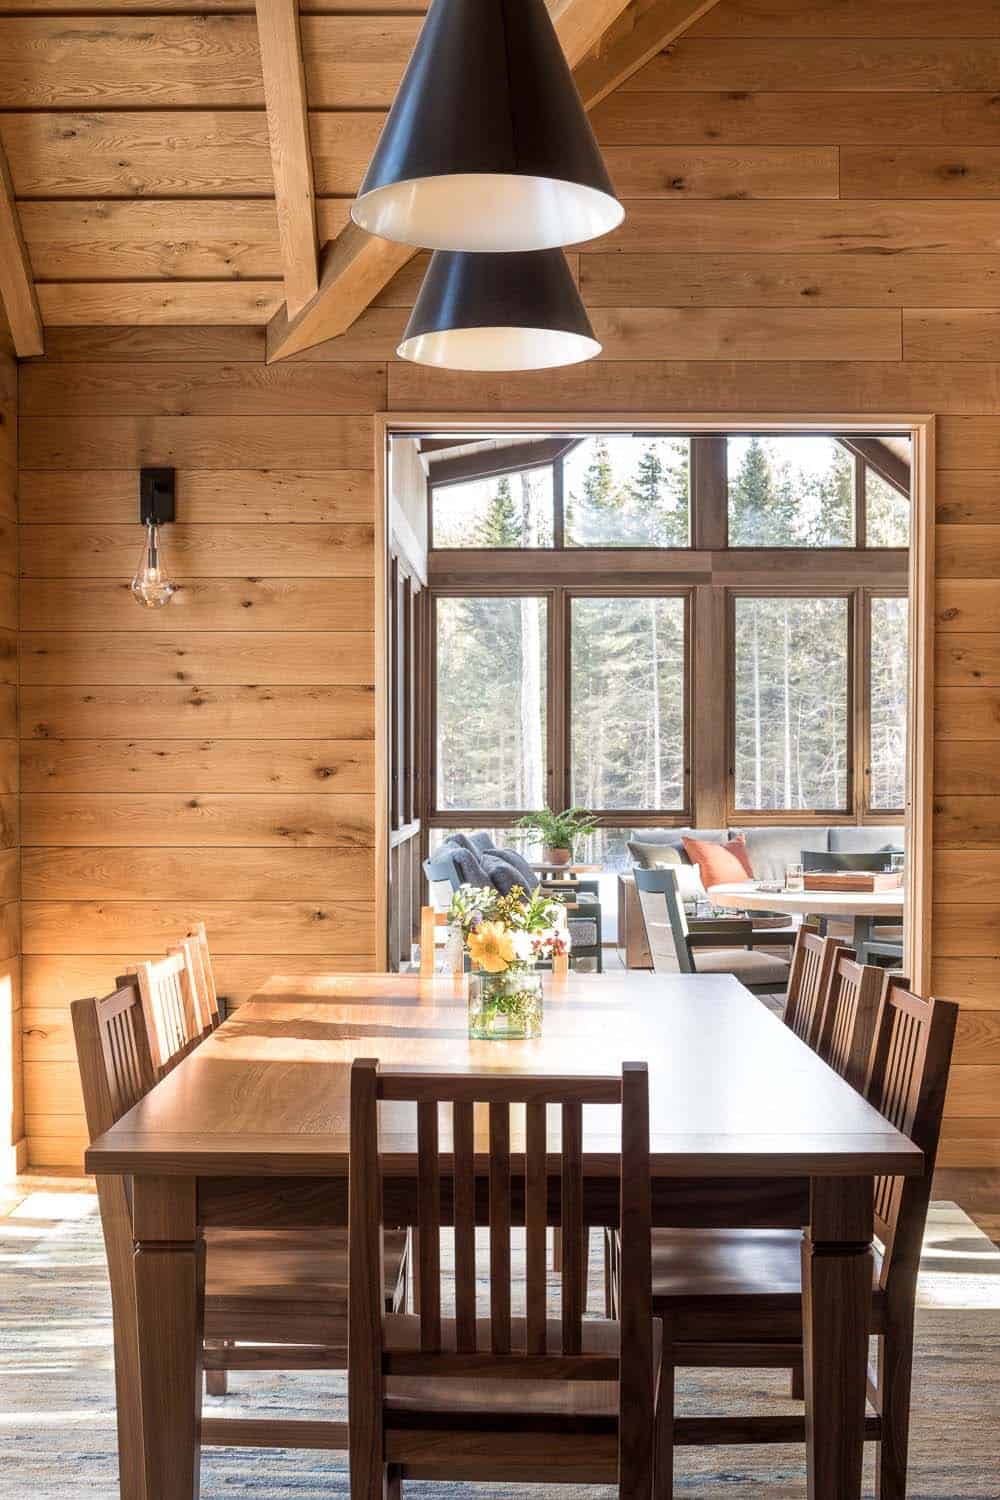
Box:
left=421, top=428, right=911, bottom=866
left=435, top=595, right=547, bottom=811
left=570, top=596, right=686, bottom=810
left=869, top=596, right=908, bottom=811
left=732, top=596, right=850, bottom=812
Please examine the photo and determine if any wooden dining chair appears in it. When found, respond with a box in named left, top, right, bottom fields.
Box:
left=782, top=928, right=843, bottom=1046
left=72, top=979, right=409, bottom=1496
left=633, top=979, right=958, bottom=1499
left=186, top=919, right=222, bottom=1026
left=816, top=948, right=887, bottom=1094
left=130, top=948, right=202, bottom=1072
left=348, top=1058, right=658, bottom=1498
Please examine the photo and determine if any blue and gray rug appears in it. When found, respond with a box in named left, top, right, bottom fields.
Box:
left=1, top=1192, right=998, bottom=1498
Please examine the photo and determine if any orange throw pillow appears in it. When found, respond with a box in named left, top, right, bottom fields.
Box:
left=681, top=834, right=754, bottom=889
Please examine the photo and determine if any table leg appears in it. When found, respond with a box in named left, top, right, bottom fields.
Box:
left=802, top=1176, right=873, bottom=1500
left=132, top=1176, right=204, bottom=1500
left=852, top=914, right=874, bottom=954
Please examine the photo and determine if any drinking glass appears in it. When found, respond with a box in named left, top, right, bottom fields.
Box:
left=785, top=862, right=804, bottom=892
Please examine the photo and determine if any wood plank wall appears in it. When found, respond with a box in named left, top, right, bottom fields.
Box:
left=18, top=328, right=381, bottom=1167
left=10, top=0, right=1000, bottom=1168
left=0, top=326, right=18, bottom=1172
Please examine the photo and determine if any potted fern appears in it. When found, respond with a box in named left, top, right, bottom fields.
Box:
left=516, top=806, right=599, bottom=867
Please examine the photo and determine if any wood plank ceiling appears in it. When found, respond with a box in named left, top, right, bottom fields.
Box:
left=0, top=0, right=717, bottom=354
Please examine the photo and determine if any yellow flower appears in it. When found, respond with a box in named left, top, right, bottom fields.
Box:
left=467, top=921, right=515, bottom=973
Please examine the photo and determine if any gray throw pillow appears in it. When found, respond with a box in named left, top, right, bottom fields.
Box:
left=628, top=840, right=685, bottom=870
left=480, top=852, right=528, bottom=897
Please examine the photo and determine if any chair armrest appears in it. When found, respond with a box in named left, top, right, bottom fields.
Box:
left=688, top=920, right=754, bottom=947
left=751, top=928, right=798, bottom=947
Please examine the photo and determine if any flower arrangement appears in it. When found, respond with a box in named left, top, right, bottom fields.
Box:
left=447, top=883, right=570, bottom=1039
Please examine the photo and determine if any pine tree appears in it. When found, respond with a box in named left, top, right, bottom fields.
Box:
left=480, top=475, right=520, bottom=547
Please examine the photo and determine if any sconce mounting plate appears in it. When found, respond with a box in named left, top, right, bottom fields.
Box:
left=139, top=467, right=176, bottom=526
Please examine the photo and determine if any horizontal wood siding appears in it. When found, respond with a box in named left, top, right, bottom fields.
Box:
left=10, top=0, right=1000, bottom=1167
left=18, top=338, right=379, bottom=1166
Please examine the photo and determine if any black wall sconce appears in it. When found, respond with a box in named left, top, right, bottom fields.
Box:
left=132, top=467, right=176, bottom=609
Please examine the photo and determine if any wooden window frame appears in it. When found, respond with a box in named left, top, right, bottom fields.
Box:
left=428, top=584, right=693, bottom=829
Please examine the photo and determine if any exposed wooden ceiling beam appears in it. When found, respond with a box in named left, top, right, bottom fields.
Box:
left=0, top=138, right=42, bottom=357
left=268, top=0, right=689, bottom=364
left=254, top=0, right=318, bottom=320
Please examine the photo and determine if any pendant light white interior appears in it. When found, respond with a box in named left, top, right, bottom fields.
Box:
left=352, top=0, right=623, bottom=252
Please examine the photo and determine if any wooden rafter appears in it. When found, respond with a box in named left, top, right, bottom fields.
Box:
left=268, top=0, right=723, bottom=364
left=254, top=0, right=318, bottom=320
left=574, top=0, right=726, bottom=110
left=0, top=137, right=42, bottom=357
left=839, top=437, right=911, bottom=497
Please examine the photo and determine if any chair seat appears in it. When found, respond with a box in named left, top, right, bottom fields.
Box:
left=202, top=1228, right=408, bottom=1341
left=649, top=1228, right=884, bottom=1337
left=691, top=948, right=791, bottom=986
left=383, top=1315, right=659, bottom=1420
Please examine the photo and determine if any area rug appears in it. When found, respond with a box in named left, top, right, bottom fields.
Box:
left=1, top=1193, right=998, bottom=1498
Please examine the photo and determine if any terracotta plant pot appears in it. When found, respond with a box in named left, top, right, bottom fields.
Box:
left=542, top=846, right=572, bottom=867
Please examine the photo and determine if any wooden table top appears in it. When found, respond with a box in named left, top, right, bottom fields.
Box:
left=709, top=881, right=905, bottom=917
left=85, top=971, right=922, bottom=1181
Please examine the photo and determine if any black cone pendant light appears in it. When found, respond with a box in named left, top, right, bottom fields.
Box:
left=352, top=0, right=623, bottom=252
left=396, top=250, right=601, bottom=370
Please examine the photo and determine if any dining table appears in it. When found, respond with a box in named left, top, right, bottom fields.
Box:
left=708, top=878, right=904, bottom=951
left=86, top=968, right=922, bottom=1500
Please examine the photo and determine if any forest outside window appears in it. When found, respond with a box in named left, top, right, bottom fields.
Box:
left=570, top=595, right=686, bottom=812
left=435, top=594, right=548, bottom=812
left=868, top=596, right=908, bottom=812
left=732, top=595, right=851, bottom=813
left=430, top=434, right=692, bottom=549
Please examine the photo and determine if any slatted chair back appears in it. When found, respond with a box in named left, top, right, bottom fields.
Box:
left=783, top=929, right=842, bottom=1047
left=633, top=867, right=689, bottom=973
left=131, top=948, right=201, bottom=1073
left=175, top=935, right=212, bottom=1035
left=864, top=980, right=958, bottom=1290
left=349, top=1060, right=654, bottom=1497
left=816, top=951, right=886, bottom=1093
left=187, top=920, right=221, bottom=1027
left=72, top=977, right=156, bottom=1140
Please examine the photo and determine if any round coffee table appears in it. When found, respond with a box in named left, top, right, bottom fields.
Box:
left=707, top=881, right=904, bottom=953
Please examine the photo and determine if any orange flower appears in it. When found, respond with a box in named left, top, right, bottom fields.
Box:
left=467, top=921, right=515, bottom=974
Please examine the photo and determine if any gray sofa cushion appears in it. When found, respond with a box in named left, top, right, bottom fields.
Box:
left=630, top=828, right=728, bottom=856
left=738, top=826, right=830, bottom=883
left=467, top=831, right=496, bottom=854
left=829, top=826, right=905, bottom=853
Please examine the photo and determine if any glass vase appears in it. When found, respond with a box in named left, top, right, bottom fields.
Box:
left=468, top=966, right=543, bottom=1040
